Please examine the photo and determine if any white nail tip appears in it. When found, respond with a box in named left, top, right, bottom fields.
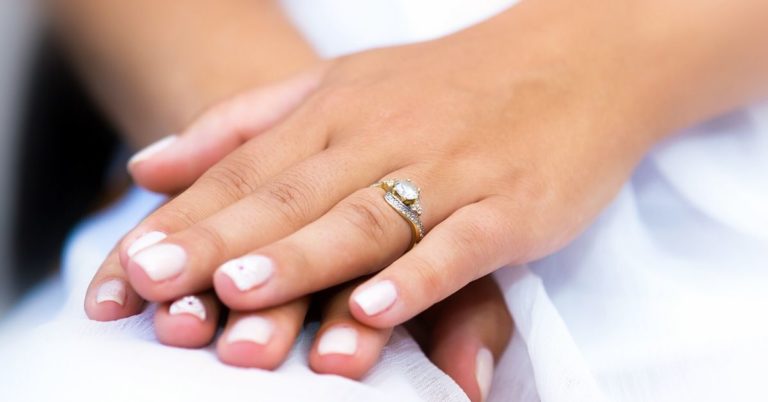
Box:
left=227, top=316, right=274, bottom=345
left=352, top=280, right=398, bottom=316
left=96, top=279, right=126, bottom=306
left=475, top=347, right=494, bottom=402
left=127, top=231, right=167, bottom=257
left=132, top=243, right=186, bottom=282
left=219, top=255, right=274, bottom=291
left=169, top=296, right=206, bottom=321
left=128, top=135, right=178, bottom=166
left=318, top=327, right=358, bottom=356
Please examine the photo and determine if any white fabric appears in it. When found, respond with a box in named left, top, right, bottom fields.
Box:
left=2, top=1, right=768, bottom=401
left=0, top=188, right=469, bottom=402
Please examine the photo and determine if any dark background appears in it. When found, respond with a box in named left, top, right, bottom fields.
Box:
left=10, top=37, right=122, bottom=302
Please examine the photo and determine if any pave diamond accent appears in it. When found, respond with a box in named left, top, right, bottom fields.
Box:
left=384, top=192, right=424, bottom=240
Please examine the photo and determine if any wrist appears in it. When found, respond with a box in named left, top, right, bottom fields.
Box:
left=472, top=0, right=768, bottom=146
left=53, top=0, right=319, bottom=147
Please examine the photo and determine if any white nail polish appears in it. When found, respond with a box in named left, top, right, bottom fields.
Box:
left=169, top=296, right=206, bottom=321
left=132, top=243, right=186, bottom=282
left=352, top=280, right=398, bottom=316
left=227, top=316, right=274, bottom=345
left=475, top=347, right=494, bottom=402
left=219, top=255, right=274, bottom=291
left=317, top=326, right=358, bottom=356
left=127, top=231, right=167, bottom=257
left=96, top=279, right=126, bottom=306
left=128, top=135, right=178, bottom=166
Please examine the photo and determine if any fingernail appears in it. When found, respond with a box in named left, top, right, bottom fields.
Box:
left=352, top=280, right=397, bottom=316
left=95, top=279, right=126, bottom=306
left=127, top=231, right=167, bottom=257
left=128, top=135, right=178, bottom=167
left=475, top=347, right=494, bottom=402
left=317, top=326, right=358, bottom=356
left=227, top=316, right=274, bottom=345
left=219, top=255, right=274, bottom=291
left=169, top=296, right=206, bottom=321
left=132, top=243, right=186, bottom=281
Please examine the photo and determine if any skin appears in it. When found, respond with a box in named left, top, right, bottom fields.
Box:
left=82, top=0, right=768, bottom=398
left=109, top=0, right=768, bottom=319
left=83, top=3, right=768, bottom=399
left=59, top=0, right=514, bottom=399
left=48, top=0, right=317, bottom=147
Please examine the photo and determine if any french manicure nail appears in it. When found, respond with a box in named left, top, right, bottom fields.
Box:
left=475, top=347, right=494, bottom=402
left=96, top=279, right=126, bottom=306
left=317, top=326, right=358, bottom=356
left=219, top=255, right=274, bottom=291
left=352, top=280, right=398, bottom=316
left=169, top=296, right=206, bottom=321
left=227, top=316, right=274, bottom=345
left=127, top=231, right=167, bottom=257
left=128, top=135, right=178, bottom=167
left=132, top=243, right=186, bottom=282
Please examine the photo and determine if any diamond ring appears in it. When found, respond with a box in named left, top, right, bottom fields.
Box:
left=372, top=179, right=424, bottom=248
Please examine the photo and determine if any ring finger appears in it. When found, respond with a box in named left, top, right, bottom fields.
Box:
left=212, top=165, right=483, bottom=311
left=85, top=111, right=325, bottom=320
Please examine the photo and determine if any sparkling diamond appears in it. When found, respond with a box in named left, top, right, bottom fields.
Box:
left=394, top=180, right=419, bottom=202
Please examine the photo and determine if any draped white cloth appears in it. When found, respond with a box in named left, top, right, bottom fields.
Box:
left=2, top=1, right=768, bottom=401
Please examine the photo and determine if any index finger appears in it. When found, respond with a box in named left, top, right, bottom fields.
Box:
left=85, top=108, right=325, bottom=320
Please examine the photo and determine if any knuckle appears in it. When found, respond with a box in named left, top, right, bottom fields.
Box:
left=409, top=255, right=448, bottom=303
left=447, top=218, right=495, bottom=279
left=473, top=202, right=537, bottom=265
left=255, top=173, right=316, bottom=225
left=188, top=224, right=230, bottom=260
left=310, top=86, right=357, bottom=115
left=143, top=203, right=198, bottom=231
left=337, top=195, right=394, bottom=244
left=200, top=154, right=264, bottom=200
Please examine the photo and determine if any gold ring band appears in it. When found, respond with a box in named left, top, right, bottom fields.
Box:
left=372, top=179, right=424, bottom=249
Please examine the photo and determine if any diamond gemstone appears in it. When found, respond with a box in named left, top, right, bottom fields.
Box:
left=394, top=180, right=419, bottom=202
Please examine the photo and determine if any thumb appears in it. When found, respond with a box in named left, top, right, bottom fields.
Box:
left=127, top=64, right=327, bottom=194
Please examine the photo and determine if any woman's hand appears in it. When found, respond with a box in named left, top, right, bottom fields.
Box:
left=108, top=2, right=691, bottom=328
left=84, top=62, right=514, bottom=402
left=147, top=277, right=511, bottom=402
left=86, top=0, right=768, bottom=397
